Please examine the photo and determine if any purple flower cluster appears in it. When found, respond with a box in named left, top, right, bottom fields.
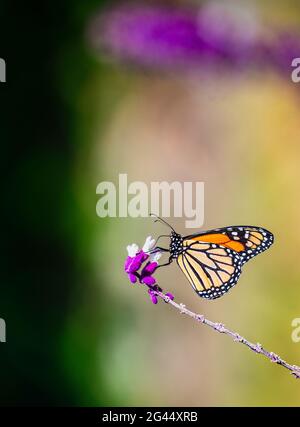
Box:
left=88, top=3, right=300, bottom=74
left=124, top=250, right=148, bottom=284
left=124, top=237, right=174, bottom=304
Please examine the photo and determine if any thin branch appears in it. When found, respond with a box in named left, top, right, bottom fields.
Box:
left=153, top=289, right=300, bottom=379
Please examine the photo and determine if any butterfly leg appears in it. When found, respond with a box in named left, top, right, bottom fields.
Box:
left=148, top=246, right=169, bottom=254
left=155, top=256, right=173, bottom=269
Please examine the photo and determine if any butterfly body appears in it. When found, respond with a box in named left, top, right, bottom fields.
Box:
left=166, top=224, right=274, bottom=300
left=169, top=231, right=183, bottom=258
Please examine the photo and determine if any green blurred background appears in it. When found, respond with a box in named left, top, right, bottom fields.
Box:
left=0, top=0, right=300, bottom=406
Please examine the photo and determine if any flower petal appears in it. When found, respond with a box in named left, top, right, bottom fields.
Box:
left=142, top=261, right=158, bottom=275
left=148, top=289, right=158, bottom=304
left=150, top=294, right=158, bottom=304
left=125, top=257, right=141, bottom=274
left=128, top=273, right=137, bottom=283
left=142, top=236, right=156, bottom=253
left=135, top=251, right=148, bottom=263
left=126, top=243, right=139, bottom=257
left=149, top=251, right=162, bottom=263
left=142, top=276, right=156, bottom=285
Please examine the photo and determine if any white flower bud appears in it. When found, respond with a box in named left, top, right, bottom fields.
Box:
left=126, top=243, right=139, bottom=257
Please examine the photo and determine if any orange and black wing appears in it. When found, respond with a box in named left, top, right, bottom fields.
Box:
left=184, top=226, right=274, bottom=264
left=177, top=226, right=273, bottom=300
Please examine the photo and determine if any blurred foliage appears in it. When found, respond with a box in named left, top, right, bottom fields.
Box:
left=0, top=0, right=116, bottom=406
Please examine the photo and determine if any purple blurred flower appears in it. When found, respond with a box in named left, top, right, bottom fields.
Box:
left=88, top=3, right=237, bottom=69
left=88, top=2, right=300, bottom=74
left=272, top=33, right=300, bottom=72
left=124, top=236, right=174, bottom=304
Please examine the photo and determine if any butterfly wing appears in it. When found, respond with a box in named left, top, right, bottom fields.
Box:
left=177, top=241, right=242, bottom=299
left=177, top=226, right=274, bottom=300
left=184, top=226, right=274, bottom=265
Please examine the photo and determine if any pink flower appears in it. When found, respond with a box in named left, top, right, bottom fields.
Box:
left=124, top=236, right=174, bottom=304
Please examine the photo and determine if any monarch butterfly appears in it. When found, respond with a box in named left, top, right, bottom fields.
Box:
left=150, top=215, right=274, bottom=300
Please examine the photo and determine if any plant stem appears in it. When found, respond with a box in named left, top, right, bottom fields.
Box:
left=154, top=289, right=300, bottom=379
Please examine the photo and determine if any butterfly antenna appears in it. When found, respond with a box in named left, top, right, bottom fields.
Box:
left=152, top=234, right=170, bottom=248
left=149, top=213, right=175, bottom=232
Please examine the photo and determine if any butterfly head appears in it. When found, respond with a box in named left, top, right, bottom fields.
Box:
left=169, top=231, right=183, bottom=259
